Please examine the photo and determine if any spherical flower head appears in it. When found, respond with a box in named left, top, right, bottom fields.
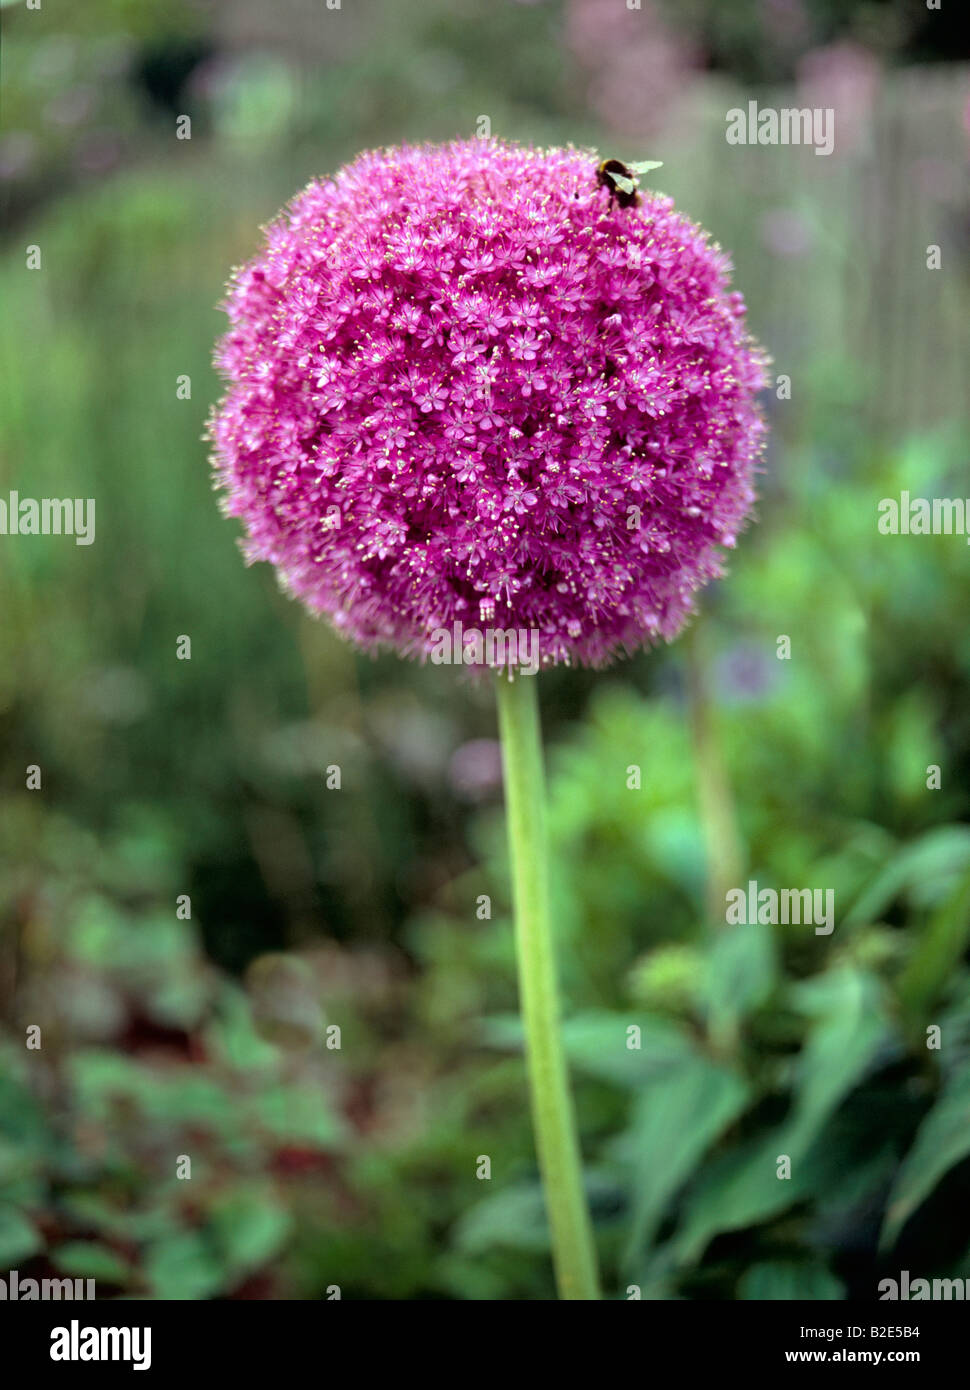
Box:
left=209, top=138, right=768, bottom=670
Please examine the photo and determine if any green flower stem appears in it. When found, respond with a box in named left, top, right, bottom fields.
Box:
left=495, top=671, right=601, bottom=1301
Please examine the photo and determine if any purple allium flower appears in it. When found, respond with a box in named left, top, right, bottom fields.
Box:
left=209, top=139, right=768, bottom=669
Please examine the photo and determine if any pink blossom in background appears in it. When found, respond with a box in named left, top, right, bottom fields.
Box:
left=0, top=132, right=37, bottom=180
left=760, top=208, right=815, bottom=258
left=448, top=740, right=504, bottom=801
left=75, top=130, right=125, bottom=176
left=565, top=0, right=701, bottom=139
left=760, top=0, right=810, bottom=49
left=209, top=139, right=767, bottom=670
left=797, top=41, right=882, bottom=155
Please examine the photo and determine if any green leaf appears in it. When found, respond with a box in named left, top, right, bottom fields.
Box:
left=624, top=1055, right=749, bottom=1263
left=454, top=1182, right=550, bottom=1254
left=204, top=985, right=280, bottom=1069
left=568, top=1011, right=697, bottom=1086
left=787, top=968, right=895, bottom=1152
left=0, top=1205, right=43, bottom=1265
left=671, top=1130, right=813, bottom=1264
left=53, top=1241, right=131, bottom=1285
left=59, top=1193, right=139, bottom=1241
left=702, top=920, right=776, bottom=1041
left=209, top=1191, right=292, bottom=1276
left=672, top=968, right=895, bottom=1264
left=738, top=1260, right=844, bottom=1300
left=882, top=1065, right=970, bottom=1247
left=897, top=866, right=970, bottom=1017
left=629, top=943, right=703, bottom=1013
left=248, top=1083, right=343, bottom=1147
left=144, top=1231, right=225, bottom=1301
left=844, top=826, right=970, bottom=927
left=455, top=1173, right=618, bottom=1256
left=481, top=1009, right=696, bottom=1087
left=0, top=1071, right=49, bottom=1151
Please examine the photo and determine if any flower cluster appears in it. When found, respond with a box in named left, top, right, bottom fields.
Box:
left=210, top=139, right=767, bottom=668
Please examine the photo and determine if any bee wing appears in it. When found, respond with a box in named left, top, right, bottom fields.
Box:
left=629, top=160, right=663, bottom=175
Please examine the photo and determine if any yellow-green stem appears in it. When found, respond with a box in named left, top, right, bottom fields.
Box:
left=495, top=671, right=601, bottom=1300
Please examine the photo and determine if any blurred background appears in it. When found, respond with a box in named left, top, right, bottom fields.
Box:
left=1, top=0, right=969, bottom=1301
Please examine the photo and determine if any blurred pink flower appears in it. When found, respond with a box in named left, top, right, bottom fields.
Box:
left=0, top=132, right=37, bottom=181
left=797, top=41, right=882, bottom=154
left=759, top=208, right=814, bottom=258
left=760, top=0, right=810, bottom=48
left=75, top=130, right=124, bottom=176
left=565, top=0, right=700, bottom=138
left=44, top=85, right=96, bottom=129
left=448, top=740, right=504, bottom=801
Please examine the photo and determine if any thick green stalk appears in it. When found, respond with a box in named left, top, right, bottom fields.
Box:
left=495, top=672, right=601, bottom=1300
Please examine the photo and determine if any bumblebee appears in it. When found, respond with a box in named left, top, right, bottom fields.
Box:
left=596, top=157, right=663, bottom=209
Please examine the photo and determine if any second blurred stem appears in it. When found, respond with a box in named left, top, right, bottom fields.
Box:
left=686, top=621, right=745, bottom=927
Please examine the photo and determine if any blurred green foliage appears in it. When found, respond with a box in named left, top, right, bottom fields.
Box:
left=2, top=0, right=970, bottom=1300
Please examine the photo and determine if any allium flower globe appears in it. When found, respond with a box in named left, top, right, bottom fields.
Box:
left=210, top=139, right=768, bottom=669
